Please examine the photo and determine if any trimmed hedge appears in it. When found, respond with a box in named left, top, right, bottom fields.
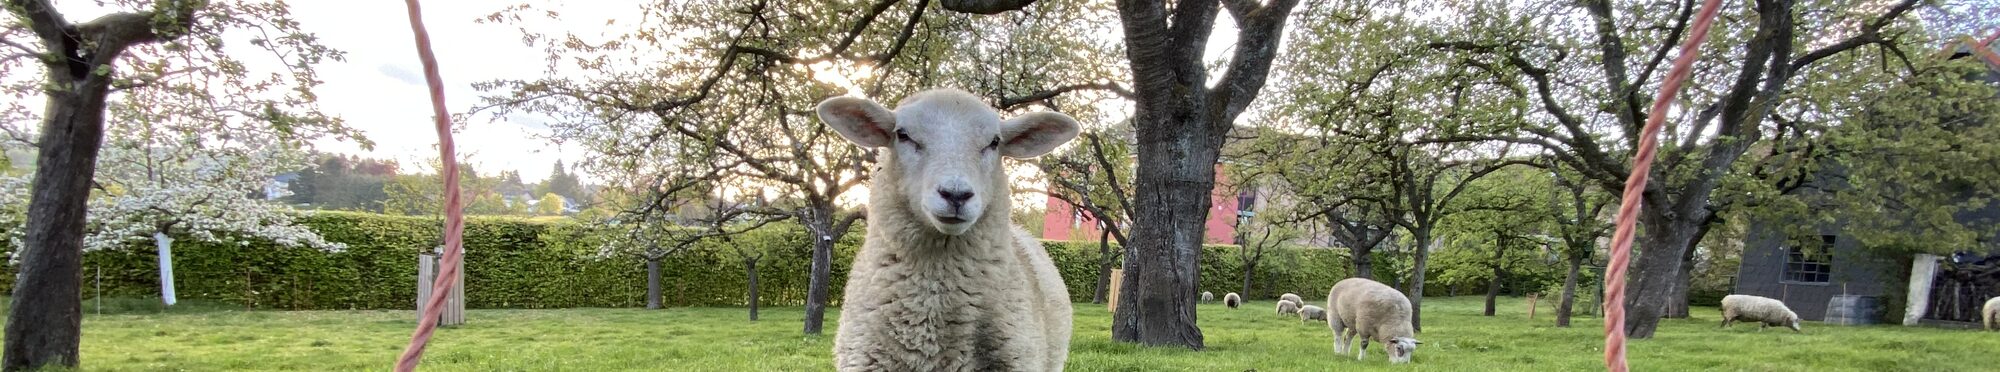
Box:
left=3, top=211, right=1353, bottom=309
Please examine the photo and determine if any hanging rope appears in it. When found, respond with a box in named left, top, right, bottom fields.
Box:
left=1602, top=0, right=1726, bottom=370
left=395, top=0, right=466, bottom=370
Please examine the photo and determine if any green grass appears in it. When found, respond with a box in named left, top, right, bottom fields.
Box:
left=6, top=296, right=1996, bottom=371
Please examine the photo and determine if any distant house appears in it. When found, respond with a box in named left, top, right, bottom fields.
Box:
left=264, top=172, right=300, bottom=200
left=1042, top=164, right=1251, bottom=245
left=1732, top=33, right=2000, bottom=325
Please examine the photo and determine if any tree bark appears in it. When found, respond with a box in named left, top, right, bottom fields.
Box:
left=1665, top=245, right=1698, bottom=318
left=646, top=257, right=663, bottom=310
left=802, top=214, right=834, bottom=335
left=746, top=258, right=761, bottom=321
left=1239, top=245, right=1262, bottom=300
left=1406, top=229, right=1434, bottom=332
left=7, top=92, right=105, bottom=370
left=1622, top=204, right=1709, bottom=338
left=1557, top=255, right=1584, bottom=327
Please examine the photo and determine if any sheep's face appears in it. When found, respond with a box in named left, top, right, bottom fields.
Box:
left=817, top=90, right=1078, bottom=235
left=1387, top=337, right=1420, bottom=364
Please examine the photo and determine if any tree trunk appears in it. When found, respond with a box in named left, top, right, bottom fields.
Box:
left=1621, top=206, right=1708, bottom=338
left=7, top=75, right=116, bottom=371
left=1406, top=229, right=1434, bottom=332
left=746, top=258, right=761, bottom=321
left=1092, top=229, right=1116, bottom=304
left=1239, top=247, right=1260, bottom=300
left=1484, top=239, right=1505, bottom=317
left=646, top=257, right=663, bottom=310
left=1665, top=245, right=1698, bottom=318
left=802, top=211, right=836, bottom=335
left=1113, top=121, right=1222, bottom=349
left=1557, top=254, right=1584, bottom=327
left=153, top=232, right=178, bottom=306
left=1352, top=245, right=1374, bottom=280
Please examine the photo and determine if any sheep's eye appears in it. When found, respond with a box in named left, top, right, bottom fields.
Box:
left=985, top=137, right=1000, bottom=151
left=895, top=129, right=922, bottom=150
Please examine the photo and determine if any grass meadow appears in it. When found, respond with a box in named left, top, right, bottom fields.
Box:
left=6, top=296, right=1996, bottom=371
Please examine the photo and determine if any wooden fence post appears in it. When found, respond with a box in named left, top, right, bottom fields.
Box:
left=417, top=252, right=466, bottom=326
left=1107, top=269, right=1124, bottom=313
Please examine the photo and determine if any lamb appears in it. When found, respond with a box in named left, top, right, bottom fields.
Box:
left=1201, top=291, right=1215, bottom=302
left=1327, top=278, right=1421, bottom=364
left=1299, top=305, right=1327, bottom=324
left=1983, top=296, right=1998, bottom=331
left=1281, top=293, right=1303, bottom=305
left=1277, top=299, right=1301, bottom=315
left=1225, top=292, right=1242, bottom=308
left=819, top=89, right=1078, bottom=371
left=1720, top=294, right=1802, bottom=332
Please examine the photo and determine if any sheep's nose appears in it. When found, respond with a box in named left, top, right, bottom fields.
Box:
left=938, top=188, right=974, bottom=207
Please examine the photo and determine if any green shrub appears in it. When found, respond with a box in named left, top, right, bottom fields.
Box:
left=7, top=211, right=1358, bottom=309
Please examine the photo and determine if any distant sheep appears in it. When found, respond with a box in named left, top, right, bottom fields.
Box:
left=1277, top=299, right=1300, bottom=315
left=1327, top=278, right=1420, bottom=364
left=1201, top=291, right=1215, bottom=302
left=1720, top=294, right=1802, bottom=332
left=820, top=89, right=1079, bottom=371
left=1225, top=293, right=1241, bottom=308
left=1281, top=293, right=1303, bottom=305
left=1984, top=296, right=1998, bottom=331
left=1299, top=305, right=1327, bottom=324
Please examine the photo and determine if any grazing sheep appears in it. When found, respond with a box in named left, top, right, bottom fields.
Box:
left=1299, top=305, right=1328, bottom=324
left=1201, top=291, right=1215, bottom=302
left=1720, top=294, right=1802, bottom=333
left=1281, top=293, right=1303, bottom=305
left=1225, top=292, right=1242, bottom=308
left=1984, top=297, right=1998, bottom=331
left=819, top=89, right=1078, bottom=371
left=1277, top=299, right=1301, bottom=315
left=1327, top=278, right=1421, bottom=364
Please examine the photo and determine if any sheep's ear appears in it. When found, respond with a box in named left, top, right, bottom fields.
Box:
left=998, top=111, right=1080, bottom=158
left=816, top=96, right=896, bottom=148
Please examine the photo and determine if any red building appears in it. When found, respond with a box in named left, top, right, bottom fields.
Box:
left=1042, top=165, right=1251, bottom=244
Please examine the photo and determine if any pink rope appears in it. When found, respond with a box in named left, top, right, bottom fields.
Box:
left=394, top=0, right=466, bottom=370
left=1602, top=0, right=1725, bottom=370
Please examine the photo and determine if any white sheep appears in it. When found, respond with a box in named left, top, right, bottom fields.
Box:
left=1201, top=291, right=1215, bottom=302
left=1281, top=293, right=1303, bottom=305
left=1983, top=296, right=1998, bottom=331
left=1225, top=292, right=1242, bottom=308
left=1299, top=304, right=1327, bottom=324
left=1720, top=294, right=1802, bottom=332
left=1277, top=299, right=1301, bottom=315
left=819, top=89, right=1078, bottom=371
left=1327, top=278, right=1421, bottom=364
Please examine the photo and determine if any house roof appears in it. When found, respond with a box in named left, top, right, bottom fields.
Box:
left=1940, top=31, right=2000, bottom=73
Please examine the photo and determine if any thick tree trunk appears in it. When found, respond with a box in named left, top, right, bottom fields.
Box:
left=154, top=232, right=178, bottom=306
left=802, top=216, right=834, bottom=335
left=1621, top=206, right=1707, bottom=338
left=646, top=258, right=663, bottom=310
left=1113, top=117, right=1222, bottom=348
left=7, top=79, right=114, bottom=371
left=1557, top=255, right=1584, bottom=327
left=1092, top=229, right=1115, bottom=304
left=1406, top=230, right=1434, bottom=332
left=1352, top=245, right=1374, bottom=280
left=746, top=259, right=761, bottom=321
left=1665, top=246, right=1697, bottom=318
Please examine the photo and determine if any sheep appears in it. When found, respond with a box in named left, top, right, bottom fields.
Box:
left=1299, top=305, right=1327, bottom=324
left=1201, top=291, right=1215, bottom=302
left=1281, top=293, right=1303, bottom=305
left=818, top=89, right=1078, bottom=371
left=1720, top=294, right=1802, bottom=333
left=1277, top=299, right=1301, bottom=315
left=1983, top=296, right=1998, bottom=331
left=1225, top=292, right=1242, bottom=308
left=1327, top=278, right=1421, bottom=364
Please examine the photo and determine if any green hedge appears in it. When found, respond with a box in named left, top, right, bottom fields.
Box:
left=4, top=211, right=1354, bottom=309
